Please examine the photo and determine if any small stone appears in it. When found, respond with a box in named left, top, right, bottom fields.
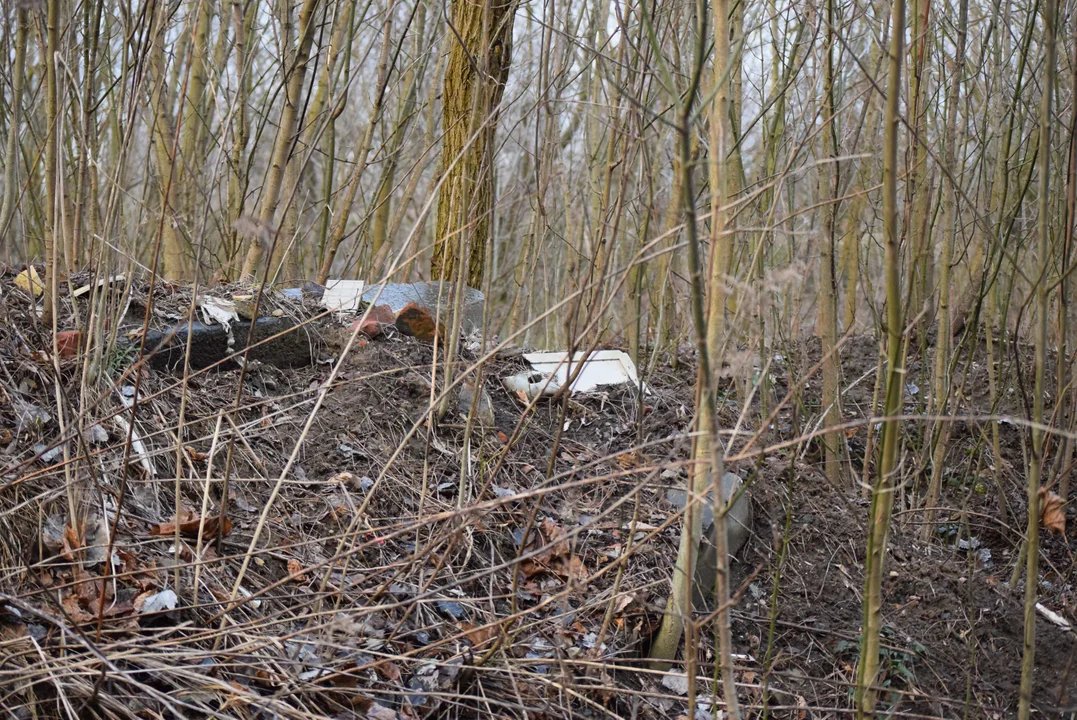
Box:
left=456, top=381, right=495, bottom=425
left=436, top=600, right=466, bottom=619
left=271, top=308, right=284, bottom=317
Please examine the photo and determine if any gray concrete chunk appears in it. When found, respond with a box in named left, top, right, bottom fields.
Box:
left=361, top=282, right=484, bottom=334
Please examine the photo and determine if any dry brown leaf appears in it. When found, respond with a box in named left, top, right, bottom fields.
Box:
left=612, top=592, right=636, bottom=613
left=185, top=447, right=210, bottom=462
left=327, top=471, right=354, bottom=485
left=460, top=621, right=498, bottom=647
left=287, top=558, right=307, bottom=583
left=1040, top=488, right=1066, bottom=534
left=376, top=661, right=402, bottom=683
left=62, top=522, right=84, bottom=561
left=60, top=594, right=94, bottom=624
left=561, top=555, right=588, bottom=582
left=150, top=512, right=232, bottom=538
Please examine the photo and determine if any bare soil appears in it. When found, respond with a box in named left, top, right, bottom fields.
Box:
left=0, top=272, right=1074, bottom=719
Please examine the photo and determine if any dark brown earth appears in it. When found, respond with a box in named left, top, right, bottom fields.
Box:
left=0, top=270, right=1074, bottom=719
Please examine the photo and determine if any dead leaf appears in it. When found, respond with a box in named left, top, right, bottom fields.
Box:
left=287, top=558, right=307, bottom=583
left=150, top=512, right=232, bottom=538
left=376, top=661, right=402, bottom=683
left=185, top=447, right=210, bottom=462
left=612, top=593, right=636, bottom=613
left=1040, top=488, right=1066, bottom=534
left=460, top=622, right=498, bottom=647
left=62, top=522, right=84, bottom=561
left=60, top=594, right=94, bottom=624
left=616, top=450, right=644, bottom=469
left=562, top=555, right=588, bottom=582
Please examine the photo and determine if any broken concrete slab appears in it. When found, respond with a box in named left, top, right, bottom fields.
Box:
left=361, top=282, right=484, bottom=335
left=502, top=350, right=644, bottom=399
left=138, top=317, right=313, bottom=370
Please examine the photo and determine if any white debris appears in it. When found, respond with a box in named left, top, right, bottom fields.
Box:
left=660, top=671, right=690, bottom=695
left=139, top=589, right=178, bottom=614
left=502, top=350, right=645, bottom=400
left=199, top=296, right=240, bottom=332
left=73, top=274, right=126, bottom=298
left=321, top=279, right=366, bottom=313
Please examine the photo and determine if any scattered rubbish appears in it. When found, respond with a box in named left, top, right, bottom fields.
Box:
left=33, top=443, right=62, bottom=464
left=321, top=279, right=366, bottom=312
left=1036, top=603, right=1072, bottom=631
left=361, top=281, right=484, bottom=334
left=55, top=330, right=83, bottom=358
left=502, top=350, right=644, bottom=400
left=1040, top=488, right=1066, bottom=534
left=114, top=415, right=155, bottom=477
left=72, top=274, right=125, bottom=298
left=138, top=589, right=178, bottom=614
left=665, top=472, right=752, bottom=608
left=13, top=398, right=50, bottom=431
left=351, top=303, right=396, bottom=338
left=660, top=671, right=690, bottom=695
left=83, top=515, right=112, bottom=565
left=389, top=583, right=417, bottom=598
left=139, top=316, right=312, bottom=371
left=198, top=296, right=240, bottom=339
left=149, top=511, right=232, bottom=538
left=14, top=267, right=43, bottom=297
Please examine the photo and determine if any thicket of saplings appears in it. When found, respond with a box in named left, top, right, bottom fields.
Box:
left=0, top=0, right=1071, bottom=715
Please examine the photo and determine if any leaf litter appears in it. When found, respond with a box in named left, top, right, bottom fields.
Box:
left=0, top=281, right=1073, bottom=718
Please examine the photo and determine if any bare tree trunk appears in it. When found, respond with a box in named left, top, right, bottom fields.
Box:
left=1018, top=0, right=1055, bottom=713
left=0, top=9, right=28, bottom=243
left=42, top=0, right=60, bottom=326
left=241, top=0, right=321, bottom=279
left=857, top=0, right=905, bottom=709
left=920, top=0, right=968, bottom=542
left=818, top=0, right=841, bottom=487
left=430, top=0, right=518, bottom=288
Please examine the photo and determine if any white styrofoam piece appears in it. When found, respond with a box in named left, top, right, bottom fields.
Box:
left=520, top=350, right=642, bottom=394
left=322, top=279, right=366, bottom=312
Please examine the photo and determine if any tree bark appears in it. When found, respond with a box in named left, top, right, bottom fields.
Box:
left=431, top=0, right=517, bottom=289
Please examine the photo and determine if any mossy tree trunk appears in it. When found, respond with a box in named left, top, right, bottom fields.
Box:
left=431, top=0, right=517, bottom=289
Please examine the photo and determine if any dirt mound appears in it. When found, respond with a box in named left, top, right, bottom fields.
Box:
left=0, top=274, right=1073, bottom=719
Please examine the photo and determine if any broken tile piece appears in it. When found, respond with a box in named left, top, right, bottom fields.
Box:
left=321, top=279, right=367, bottom=312
left=503, top=350, right=644, bottom=399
